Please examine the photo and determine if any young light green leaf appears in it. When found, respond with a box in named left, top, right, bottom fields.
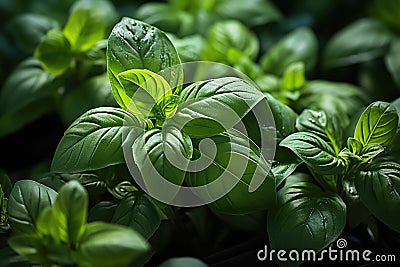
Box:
left=354, top=101, right=398, bottom=147
left=186, top=129, right=276, bottom=214
left=356, top=162, right=400, bottom=232
left=111, top=193, right=164, bottom=239
left=133, top=127, right=193, bottom=187
left=34, top=29, right=72, bottom=75
left=8, top=233, right=52, bottom=265
left=280, top=132, right=344, bottom=175
left=70, top=0, right=118, bottom=29
left=268, top=174, right=346, bottom=255
left=202, top=20, right=259, bottom=63
left=323, top=19, right=393, bottom=68
left=215, top=0, right=282, bottom=27
left=7, top=180, right=57, bottom=234
left=72, top=222, right=149, bottom=267
left=159, top=257, right=208, bottom=267
left=107, top=18, right=181, bottom=109
left=261, top=27, right=318, bottom=75
left=281, top=62, right=305, bottom=91
left=170, top=77, right=264, bottom=138
left=50, top=181, right=88, bottom=246
left=117, top=69, right=174, bottom=118
left=296, top=109, right=343, bottom=153
left=63, top=6, right=105, bottom=52
left=51, top=107, right=145, bottom=173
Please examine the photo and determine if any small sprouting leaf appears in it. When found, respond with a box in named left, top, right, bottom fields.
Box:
left=107, top=18, right=181, bottom=109
left=281, top=62, right=305, bottom=91
left=72, top=222, right=149, bottom=267
left=63, top=6, right=105, bottom=52
left=354, top=101, right=398, bottom=147
left=296, top=109, right=343, bottom=153
left=323, top=19, right=394, bottom=68
left=0, top=170, right=12, bottom=197
left=356, top=162, right=400, bottom=232
left=186, top=129, right=276, bottom=214
left=34, top=29, right=72, bottom=75
left=280, top=132, right=345, bottom=175
left=169, top=77, right=264, bottom=138
left=261, top=27, right=318, bottom=75
left=116, top=69, right=173, bottom=118
left=133, top=127, right=193, bottom=186
left=51, top=107, right=145, bottom=173
left=7, top=180, right=57, bottom=234
left=268, top=174, right=346, bottom=255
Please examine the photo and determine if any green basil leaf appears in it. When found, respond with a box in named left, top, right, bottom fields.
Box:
left=111, top=193, right=164, bottom=239
left=347, top=137, right=363, bottom=155
left=299, top=80, right=368, bottom=120
left=135, top=3, right=194, bottom=36
left=268, top=174, right=346, bottom=254
left=168, top=34, right=206, bottom=62
left=264, top=93, right=297, bottom=142
left=0, top=58, right=60, bottom=137
left=0, top=170, right=12, bottom=197
left=88, top=200, right=118, bottom=223
left=50, top=181, right=87, bottom=245
left=117, top=69, right=174, bottom=118
left=51, top=107, right=145, bottom=173
left=7, top=180, right=57, bottom=234
left=323, top=19, right=393, bottom=68
left=280, top=132, right=345, bottom=175
left=360, top=144, right=385, bottom=162
left=60, top=73, right=117, bottom=126
left=63, top=6, right=105, bottom=52
left=356, top=162, right=400, bottom=232
left=281, top=62, right=305, bottom=91
left=6, top=13, right=59, bottom=53
left=261, top=27, right=318, bottom=75
left=133, top=127, right=193, bottom=186
left=186, top=129, right=276, bottom=214
left=170, top=77, right=264, bottom=138
left=34, top=28, right=72, bottom=75
left=215, top=0, right=282, bottom=27
left=354, top=101, right=398, bottom=147
left=8, top=234, right=50, bottom=265
left=385, top=38, right=400, bottom=87
left=72, top=222, right=149, bottom=267
left=107, top=18, right=181, bottom=109
left=272, top=148, right=301, bottom=187
left=71, top=0, right=118, bottom=29
left=159, top=257, right=208, bottom=267
left=202, top=20, right=259, bottom=63
left=296, top=109, right=343, bottom=153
